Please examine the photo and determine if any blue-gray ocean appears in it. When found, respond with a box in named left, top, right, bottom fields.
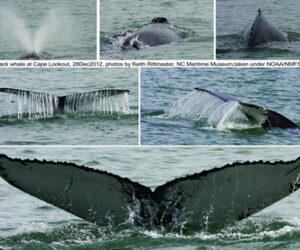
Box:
left=141, top=68, right=299, bottom=145
left=0, top=147, right=299, bottom=249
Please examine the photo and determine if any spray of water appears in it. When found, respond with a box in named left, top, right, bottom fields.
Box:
left=0, top=9, right=33, bottom=52
left=0, top=8, right=72, bottom=55
left=33, top=10, right=60, bottom=54
left=167, top=90, right=264, bottom=130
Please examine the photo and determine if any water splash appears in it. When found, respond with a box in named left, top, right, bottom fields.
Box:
left=167, top=90, right=263, bottom=130
left=33, top=10, right=60, bottom=54
left=0, top=9, right=33, bottom=52
left=0, top=8, right=71, bottom=56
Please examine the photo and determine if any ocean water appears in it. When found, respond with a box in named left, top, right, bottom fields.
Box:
left=100, top=0, right=214, bottom=60
left=217, top=0, right=300, bottom=59
left=0, top=0, right=96, bottom=60
left=141, top=68, right=300, bottom=145
left=0, top=68, right=138, bottom=145
left=0, top=147, right=299, bottom=249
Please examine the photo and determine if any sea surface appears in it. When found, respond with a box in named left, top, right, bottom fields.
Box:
left=217, top=0, right=300, bottom=59
left=100, top=0, right=214, bottom=60
left=141, top=68, right=299, bottom=145
left=0, top=147, right=299, bottom=249
left=0, top=68, right=138, bottom=145
left=0, top=0, right=96, bottom=60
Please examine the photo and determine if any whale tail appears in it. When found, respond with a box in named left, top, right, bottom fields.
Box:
left=0, top=88, right=130, bottom=117
left=193, top=88, right=298, bottom=128
left=0, top=154, right=299, bottom=230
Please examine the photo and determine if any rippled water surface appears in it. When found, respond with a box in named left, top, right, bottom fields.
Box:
left=0, top=147, right=299, bottom=249
left=0, top=0, right=96, bottom=60
left=217, top=0, right=300, bottom=59
left=100, top=0, right=214, bottom=59
left=141, top=68, right=299, bottom=145
left=0, top=68, right=138, bottom=145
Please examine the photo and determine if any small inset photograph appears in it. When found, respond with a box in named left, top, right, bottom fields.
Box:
left=216, top=1, right=300, bottom=59
left=0, top=0, right=96, bottom=60
left=100, top=0, right=214, bottom=60
left=141, top=68, right=299, bottom=145
left=0, top=68, right=138, bottom=145
left=0, top=147, right=300, bottom=248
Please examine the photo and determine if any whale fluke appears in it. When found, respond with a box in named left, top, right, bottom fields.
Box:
left=0, top=154, right=151, bottom=226
left=0, top=88, right=129, bottom=97
left=194, top=88, right=298, bottom=128
left=243, top=9, right=288, bottom=46
left=0, top=88, right=130, bottom=116
left=0, top=88, right=54, bottom=98
left=0, top=154, right=299, bottom=230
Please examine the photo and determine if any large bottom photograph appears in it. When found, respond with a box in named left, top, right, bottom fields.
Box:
left=0, top=146, right=299, bottom=249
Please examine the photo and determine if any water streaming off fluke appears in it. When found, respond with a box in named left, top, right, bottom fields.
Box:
left=63, top=90, right=131, bottom=115
left=0, top=88, right=131, bottom=119
left=167, top=90, right=266, bottom=130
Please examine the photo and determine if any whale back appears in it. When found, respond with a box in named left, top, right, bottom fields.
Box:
left=121, top=17, right=183, bottom=49
left=244, top=9, right=288, bottom=46
left=19, top=52, right=41, bottom=60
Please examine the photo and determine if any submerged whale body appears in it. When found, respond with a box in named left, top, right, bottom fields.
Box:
left=243, top=9, right=288, bottom=46
left=194, top=88, right=298, bottom=128
left=0, top=154, right=299, bottom=230
left=18, top=51, right=53, bottom=60
left=119, top=17, right=184, bottom=49
left=19, top=52, right=41, bottom=60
